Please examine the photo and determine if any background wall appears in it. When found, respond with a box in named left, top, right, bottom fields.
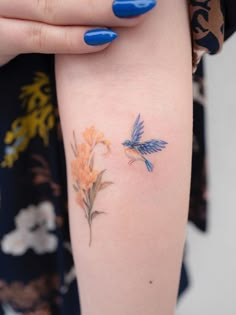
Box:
left=176, top=35, right=236, bottom=314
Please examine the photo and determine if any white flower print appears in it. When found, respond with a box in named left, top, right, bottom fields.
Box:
left=1, top=201, right=58, bottom=255
left=2, top=303, right=22, bottom=315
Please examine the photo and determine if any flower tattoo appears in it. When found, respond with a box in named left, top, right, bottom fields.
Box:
left=122, top=114, right=168, bottom=172
left=71, top=127, right=113, bottom=246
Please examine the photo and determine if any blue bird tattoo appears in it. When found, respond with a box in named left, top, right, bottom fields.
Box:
left=122, top=114, right=168, bottom=172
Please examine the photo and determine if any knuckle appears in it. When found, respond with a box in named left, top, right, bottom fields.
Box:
left=87, top=0, right=96, bottom=19
left=37, top=0, right=56, bottom=23
left=62, top=29, right=76, bottom=53
left=30, top=24, right=46, bottom=51
left=80, top=0, right=101, bottom=23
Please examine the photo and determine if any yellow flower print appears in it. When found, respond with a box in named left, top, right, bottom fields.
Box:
left=1, top=72, right=55, bottom=168
left=20, top=72, right=51, bottom=112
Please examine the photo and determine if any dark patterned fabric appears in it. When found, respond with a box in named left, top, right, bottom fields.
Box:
left=0, top=2, right=235, bottom=313
left=189, top=60, right=208, bottom=231
left=0, top=55, right=80, bottom=315
left=189, top=0, right=236, bottom=72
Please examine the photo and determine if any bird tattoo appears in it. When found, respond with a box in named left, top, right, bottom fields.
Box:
left=122, top=114, right=168, bottom=172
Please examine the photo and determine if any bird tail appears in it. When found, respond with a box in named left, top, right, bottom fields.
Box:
left=144, top=159, right=153, bottom=172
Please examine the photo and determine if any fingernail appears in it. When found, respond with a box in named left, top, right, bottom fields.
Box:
left=84, top=29, right=118, bottom=46
left=112, top=0, right=157, bottom=18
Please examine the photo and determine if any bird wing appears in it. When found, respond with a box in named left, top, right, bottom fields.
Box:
left=136, top=139, right=167, bottom=155
left=131, top=114, right=144, bottom=143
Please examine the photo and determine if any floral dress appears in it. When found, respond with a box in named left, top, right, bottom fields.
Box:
left=0, top=1, right=235, bottom=314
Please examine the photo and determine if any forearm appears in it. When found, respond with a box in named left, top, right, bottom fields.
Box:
left=55, top=0, right=192, bottom=314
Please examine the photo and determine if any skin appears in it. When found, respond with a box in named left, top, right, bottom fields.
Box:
left=55, top=0, right=192, bottom=314
left=0, top=0, right=148, bottom=66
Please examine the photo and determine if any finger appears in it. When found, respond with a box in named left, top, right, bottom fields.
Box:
left=0, top=0, right=156, bottom=27
left=0, top=55, right=16, bottom=67
left=0, top=18, right=118, bottom=56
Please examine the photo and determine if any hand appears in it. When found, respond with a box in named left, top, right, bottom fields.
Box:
left=0, top=0, right=157, bottom=66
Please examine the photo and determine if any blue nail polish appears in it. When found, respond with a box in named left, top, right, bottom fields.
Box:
left=84, top=29, right=118, bottom=46
left=112, top=0, right=157, bottom=18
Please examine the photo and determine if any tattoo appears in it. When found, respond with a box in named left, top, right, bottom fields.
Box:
left=122, top=114, right=168, bottom=172
left=71, top=127, right=113, bottom=246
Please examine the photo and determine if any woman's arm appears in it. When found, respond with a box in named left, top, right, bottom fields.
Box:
left=55, top=0, right=192, bottom=314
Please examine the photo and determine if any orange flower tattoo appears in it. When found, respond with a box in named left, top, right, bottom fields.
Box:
left=71, top=127, right=113, bottom=246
